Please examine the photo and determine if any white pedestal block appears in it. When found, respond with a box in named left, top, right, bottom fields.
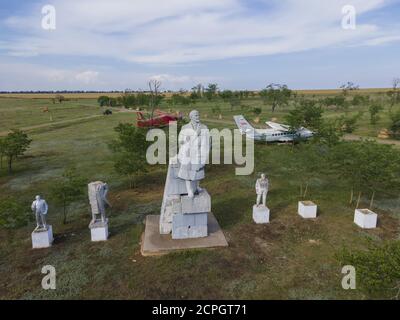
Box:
left=253, top=205, right=270, bottom=224
left=298, top=201, right=318, bottom=219
left=172, top=213, right=208, bottom=239
left=32, top=225, right=53, bottom=249
left=354, top=209, right=377, bottom=229
left=89, top=220, right=109, bottom=241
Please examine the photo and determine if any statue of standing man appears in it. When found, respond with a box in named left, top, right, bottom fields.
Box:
left=255, top=173, right=269, bottom=207
left=177, top=110, right=210, bottom=198
left=31, top=195, right=48, bottom=230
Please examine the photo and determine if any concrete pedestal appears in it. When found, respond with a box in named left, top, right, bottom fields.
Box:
left=298, top=201, right=318, bottom=218
left=172, top=212, right=208, bottom=239
left=253, top=205, right=270, bottom=224
left=89, top=220, right=109, bottom=241
left=354, top=209, right=377, bottom=229
left=32, top=225, right=53, bottom=249
left=141, top=213, right=228, bottom=256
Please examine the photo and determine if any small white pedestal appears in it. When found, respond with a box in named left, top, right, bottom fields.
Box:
left=32, top=225, right=53, bottom=249
left=298, top=201, right=318, bottom=219
left=89, top=220, right=109, bottom=242
left=253, top=205, right=270, bottom=224
left=354, top=209, right=377, bottom=229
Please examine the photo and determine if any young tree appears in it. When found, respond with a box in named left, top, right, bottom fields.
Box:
left=0, top=138, right=4, bottom=169
left=285, top=100, right=324, bottom=132
left=205, top=83, right=219, bottom=100
left=340, top=82, right=359, bottom=96
left=1, top=129, right=32, bottom=173
left=229, top=97, right=241, bottom=111
left=369, top=104, right=383, bottom=125
left=387, top=78, right=400, bottom=111
left=51, top=167, right=86, bottom=224
left=313, top=120, right=344, bottom=146
left=109, top=123, right=149, bottom=188
left=291, top=144, right=329, bottom=198
left=97, top=95, right=110, bottom=107
left=191, top=84, right=203, bottom=100
left=259, top=84, right=292, bottom=112
left=330, top=140, right=400, bottom=208
left=252, top=107, right=262, bottom=116
left=390, top=110, right=400, bottom=139
left=337, top=113, right=361, bottom=134
left=149, top=80, right=162, bottom=123
left=55, top=94, right=65, bottom=103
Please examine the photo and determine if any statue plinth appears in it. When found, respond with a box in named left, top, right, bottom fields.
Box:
left=89, top=219, right=109, bottom=242
left=32, top=225, right=53, bottom=249
left=160, top=157, right=211, bottom=239
left=252, top=205, right=270, bottom=224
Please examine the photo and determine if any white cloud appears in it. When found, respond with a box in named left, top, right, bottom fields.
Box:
left=75, top=71, right=99, bottom=84
left=0, top=0, right=394, bottom=64
left=0, top=61, right=214, bottom=91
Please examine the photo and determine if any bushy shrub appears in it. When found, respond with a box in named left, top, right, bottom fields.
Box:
left=338, top=241, right=400, bottom=299
left=0, top=197, right=31, bottom=229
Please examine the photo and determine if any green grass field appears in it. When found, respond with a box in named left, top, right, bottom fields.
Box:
left=0, top=94, right=399, bottom=299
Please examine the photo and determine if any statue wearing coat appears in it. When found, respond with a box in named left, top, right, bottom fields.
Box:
left=177, top=110, right=210, bottom=198
left=31, top=195, right=48, bottom=230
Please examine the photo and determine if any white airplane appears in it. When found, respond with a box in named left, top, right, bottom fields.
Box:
left=233, top=115, right=314, bottom=143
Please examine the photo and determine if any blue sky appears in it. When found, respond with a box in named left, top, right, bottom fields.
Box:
left=0, top=0, right=399, bottom=91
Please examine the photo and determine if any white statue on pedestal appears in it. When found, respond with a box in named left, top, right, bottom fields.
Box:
left=88, top=181, right=111, bottom=224
left=31, top=195, right=48, bottom=230
left=177, top=110, right=210, bottom=198
left=255, top=173, right=269, bottom=207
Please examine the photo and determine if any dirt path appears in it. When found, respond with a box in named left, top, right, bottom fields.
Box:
left=343, top=134, right=400, bottom=146
left=0, top=114, right=103, bottom=136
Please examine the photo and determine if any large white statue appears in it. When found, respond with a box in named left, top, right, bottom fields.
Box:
left=31, top=195, right=48, bottom=230
left=88, top=181, right=111, bottom=223
left=255, top=173, right=269, bottom=207
left=177, top=110, right=210, bottom=198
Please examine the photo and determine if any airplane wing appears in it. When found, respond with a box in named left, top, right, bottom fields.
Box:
left=234, top=115, right=255, bottom=134
left=265, top=121, right=289, bottom=132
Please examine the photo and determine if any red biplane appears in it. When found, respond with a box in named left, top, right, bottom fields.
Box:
left=136, top=109, right=183, bottom=128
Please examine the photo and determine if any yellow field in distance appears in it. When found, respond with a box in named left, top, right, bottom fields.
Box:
left=0, top=88, right=392, bottom=99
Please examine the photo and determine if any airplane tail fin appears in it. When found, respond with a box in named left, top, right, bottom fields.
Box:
left=233, top=115, right=254, bottom=134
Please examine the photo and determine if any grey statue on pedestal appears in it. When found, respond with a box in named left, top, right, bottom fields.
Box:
left=31, top=195, right=48, bottom=230
left=256, top=173, right=269, bottom=207
left=177, top=110, right=210, bottom=198
left=88, top=181, right=111, bottom=224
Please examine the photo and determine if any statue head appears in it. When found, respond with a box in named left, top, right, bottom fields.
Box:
left=35, top=195, right=41, bottom=201
left=189, top=110, right=200, bottom=124
left=261, top=173, right=266, bottom=180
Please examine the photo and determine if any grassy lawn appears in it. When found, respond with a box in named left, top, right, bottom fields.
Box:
left=0, top=95, right=399, bottom=299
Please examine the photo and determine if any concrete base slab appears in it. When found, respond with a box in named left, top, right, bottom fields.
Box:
left=141, top=213, right=228, bottom=256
